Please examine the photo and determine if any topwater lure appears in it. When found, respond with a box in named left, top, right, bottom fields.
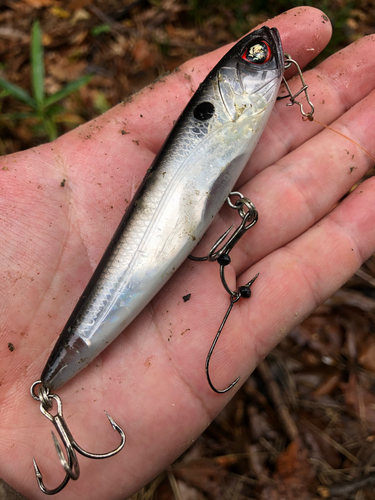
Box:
left=30, top=26, right=313, bottom=494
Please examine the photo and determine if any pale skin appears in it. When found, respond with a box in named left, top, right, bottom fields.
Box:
left=1, top=6, right=375, bottom=500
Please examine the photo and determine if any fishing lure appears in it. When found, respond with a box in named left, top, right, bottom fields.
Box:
left=30, top=26, right=313, bottom=494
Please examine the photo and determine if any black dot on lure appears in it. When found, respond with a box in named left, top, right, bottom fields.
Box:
left=194, top=102, right=215, bottom=121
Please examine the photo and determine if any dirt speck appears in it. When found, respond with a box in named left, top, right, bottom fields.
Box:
left=144, top=357, right=152, bottom=368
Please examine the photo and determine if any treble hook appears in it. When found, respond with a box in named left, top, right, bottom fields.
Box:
left=30, top=381, right=126, bottom=495
left=189, top=191, right=258, bottom=263
left=277, top=52, right=315, bottom=119
left=190, top=192, right=259, bottom=393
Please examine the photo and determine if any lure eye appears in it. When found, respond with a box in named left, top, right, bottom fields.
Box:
left=242, top=40, right=271, bottom=64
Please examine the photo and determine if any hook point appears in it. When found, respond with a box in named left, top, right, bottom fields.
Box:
left=248, top=272, right=259, bottom=287
left=33, top=457, right=42, bottom=479
left=104, top=410, right=126, bottom=443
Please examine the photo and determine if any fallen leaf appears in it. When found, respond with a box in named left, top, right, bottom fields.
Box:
left=22, top=0, right=56, bottom=7
left=49, top=6, right=71, bottom=18
left=358, top=338, right=375, bottom=373
left=272, top=438, right=315, bottom=499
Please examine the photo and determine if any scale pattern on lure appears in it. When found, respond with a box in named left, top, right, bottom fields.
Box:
left=75, top=92, right=230, bottom=340
left=40, top=26, right=285, bottom=391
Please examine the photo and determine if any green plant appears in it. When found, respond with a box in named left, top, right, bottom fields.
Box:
left=0, top=20, right=93, bottom=142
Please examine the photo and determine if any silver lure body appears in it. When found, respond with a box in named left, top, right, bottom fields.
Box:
left=42, top=27, right=284, bottom=390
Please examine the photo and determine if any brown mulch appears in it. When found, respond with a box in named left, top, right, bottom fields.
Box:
left=1, top=2, right=375, bottom=500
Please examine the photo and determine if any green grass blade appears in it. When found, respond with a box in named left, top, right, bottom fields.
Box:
left=3, top=111, right=37, bottom=120
left=91, top=24, right=111, bottom=36
left=0, top=78, right=36, bottom=108
left=44, top=75, right=93, bottom=108
left=30, top=20, right=45, bottom=108
left=44, top=118, right=58, bottom=141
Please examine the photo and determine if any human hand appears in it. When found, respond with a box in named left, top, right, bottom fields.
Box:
left=1, top=6, right=374, bottom=500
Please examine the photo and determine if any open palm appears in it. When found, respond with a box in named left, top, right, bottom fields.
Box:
left=1, top=7, right=375, bottom=500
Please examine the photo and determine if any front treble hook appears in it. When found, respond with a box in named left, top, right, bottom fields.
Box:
left=190, top=192, right=259, bottom=393
left=30, top=381, right=126, bottom=495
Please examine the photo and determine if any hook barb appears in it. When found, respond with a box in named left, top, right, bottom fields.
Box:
left=33, top=454, right=71, bottom=496
left=30, top=381, right=126, bottom=495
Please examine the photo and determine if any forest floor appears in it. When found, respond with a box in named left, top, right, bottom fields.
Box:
left=1, top=1, right=375, bottom=499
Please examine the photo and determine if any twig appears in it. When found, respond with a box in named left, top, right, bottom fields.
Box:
left=114, top=0, right=150, bottom=21
left=88, top=5, right=125, bottom=36
left=301, top=417, right=360, bottom=465
left=327, top=289, right=375, bottom=311
left=257, top=359, right=299, bottom=441
left=318, top=473, right=375, bottom=498
left=355, top=268, right=375, bottom=287
left=167, top=471, right=182, bottom=500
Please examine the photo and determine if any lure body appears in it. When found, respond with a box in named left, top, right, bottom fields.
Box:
left=42, top=27, right=284, bottom=390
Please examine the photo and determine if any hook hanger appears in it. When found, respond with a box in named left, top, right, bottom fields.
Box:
left=30, top=381, right=126, bottom=495
left=277, top=52, right=315, bottom=119
left=190, top=192, right=259, bottom=393
left=189, top=192, right=258, bottom=264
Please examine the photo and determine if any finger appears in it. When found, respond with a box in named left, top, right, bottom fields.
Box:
left=204, top=176, right=375, bottom=394
left=214, top=82, right=375, bottom=276
left=115, top=6, right=331, bottom=152
left=59, top=7, right=331, bottom=185
left=52, top=8, right=333, bottom=274
left=241, top=33, right=375, bottom=184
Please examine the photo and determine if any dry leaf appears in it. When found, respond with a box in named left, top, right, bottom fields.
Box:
left=358, top=338, right=375, bottom=373
left=272, top=439, right=315, bottom=499
left=47, top=59, right=86, bottom=82
left=22, top=0, right=57, bottom=7
left=49, top=6, right=71, bottom=18
left=341, top=373, right=375, bottom=430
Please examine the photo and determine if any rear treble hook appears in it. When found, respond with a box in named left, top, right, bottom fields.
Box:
left=30, top=381, right=126, bottom=495
left=190, top=192, right=259, bottom=393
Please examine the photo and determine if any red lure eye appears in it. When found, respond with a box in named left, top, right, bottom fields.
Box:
left=242, top=40, right=272, bottom=64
